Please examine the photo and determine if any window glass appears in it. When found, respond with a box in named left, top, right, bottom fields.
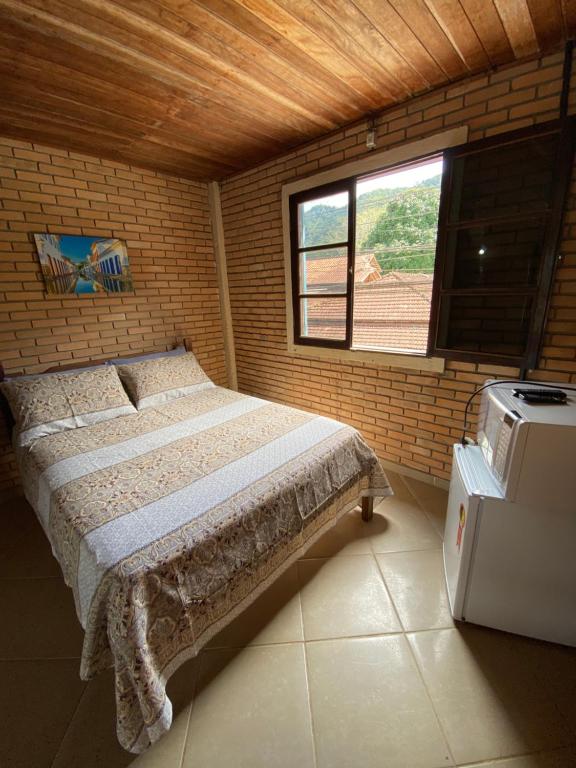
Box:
left=298, top=191, right=349, bottom=248
left=444, top=218, right=546, bottom=289
left=449, top=134, right=557, bottom=223
left=300, top=248, right=348, bottom=294
left=352, top=157, right=443, bottom=353
left=300, top=297, right=347, bottom=340
left=437, top=294, right=533, bottom=357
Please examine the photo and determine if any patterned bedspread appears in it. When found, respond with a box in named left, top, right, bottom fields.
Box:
left=16, top=385, right=390, bottom=752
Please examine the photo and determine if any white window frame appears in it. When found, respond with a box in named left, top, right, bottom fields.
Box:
left=282, top=126, right=468, bottom=372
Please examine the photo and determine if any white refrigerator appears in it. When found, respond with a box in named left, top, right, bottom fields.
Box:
left=444, top=384, right=576, bottom=647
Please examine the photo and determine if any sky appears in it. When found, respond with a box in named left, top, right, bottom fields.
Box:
left=302, top=157, right=444, bottom=211
left=57, top=235, right=103, bottom=264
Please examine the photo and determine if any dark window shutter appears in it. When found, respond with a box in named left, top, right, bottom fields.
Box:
left=428, top=118, right=576, bottom=368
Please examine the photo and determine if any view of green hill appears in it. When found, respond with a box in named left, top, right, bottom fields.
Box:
left=301, top=175, right=441, bottom=273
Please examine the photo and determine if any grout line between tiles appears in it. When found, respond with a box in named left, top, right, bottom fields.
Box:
left=301, top=640, right=319, bottom=768
left=403, top=632, right=457, bottom=767
left=370, top=548, right=404, bottom=631
left=48, top=678, right=89, bottom=768
left=177, top=660, right=200, bottom=768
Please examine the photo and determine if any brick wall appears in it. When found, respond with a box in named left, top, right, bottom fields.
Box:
left=0, top=141, right=226, bottom=492
left=220, top=51, right=576, bottom=483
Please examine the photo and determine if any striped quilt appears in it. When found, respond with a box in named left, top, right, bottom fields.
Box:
left=16, top=385, right=390, bottom=752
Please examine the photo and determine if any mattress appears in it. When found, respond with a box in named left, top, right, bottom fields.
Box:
left=15, top=385, right=390, bottom=752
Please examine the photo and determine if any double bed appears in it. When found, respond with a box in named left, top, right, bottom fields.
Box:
left=1, top=348, right=390, bottom=752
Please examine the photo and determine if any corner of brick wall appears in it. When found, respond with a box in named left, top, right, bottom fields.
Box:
left=219, top=51, right=576, bottom=482
left=0, top=142, right=227, bottom=492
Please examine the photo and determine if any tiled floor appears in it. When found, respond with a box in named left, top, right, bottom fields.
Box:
left=1, top=471, right=576, bottom=768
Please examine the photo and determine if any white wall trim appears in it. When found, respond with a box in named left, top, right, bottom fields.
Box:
left=208, top=181, right=238, bottom=390
left=281, top=126, right=468, bottom=372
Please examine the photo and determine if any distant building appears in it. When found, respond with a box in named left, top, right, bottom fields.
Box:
left=88, top=239, right=132, bottom=292
left=36, top=234, right=77, bottom=294
left=303, top=251, right=433, bottom=353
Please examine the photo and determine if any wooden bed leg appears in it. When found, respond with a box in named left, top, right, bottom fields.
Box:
left=361, top=496, right=373, bottom=522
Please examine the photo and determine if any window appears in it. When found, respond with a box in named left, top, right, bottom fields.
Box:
left=289, top=119, right=575, bottom=368
left=428, top=120, right=575, bottom=367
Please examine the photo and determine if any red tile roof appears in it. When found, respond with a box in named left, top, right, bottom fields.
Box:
left=304, top=270, right=433, bottom=352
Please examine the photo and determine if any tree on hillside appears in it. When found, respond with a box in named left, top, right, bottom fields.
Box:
left=361, top=185, right=440, bottom=272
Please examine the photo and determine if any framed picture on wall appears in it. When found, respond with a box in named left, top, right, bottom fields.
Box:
left=33, top=234, right=134, bottom=295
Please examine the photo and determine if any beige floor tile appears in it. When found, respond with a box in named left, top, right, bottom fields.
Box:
left=130, top=657, right=200, bottom=768
left=408, top=627, right=575, bottom=765
left=302, top=508, right=375, bottom=558
left=403, top=477, right=449, bottom=538
left=464, top=746, right=576, bottom=767
left=306, top=635, right=453, bottom=768
left=522, top=640, right=576, bottom=742
left=370, top=495, right=442, bottom=554
left=383, top=469, right=416, bottom=502
left=0, top=659, right=86, bottom=768
left=51, top=670, right=134, bottom=768
left=376, top=549, right=454, bottom=631
left=181, top=643, right=315, bottom=768
left=0, top=498, right=61, bottom=579
left=208, top=564, right=303, bottom=648
left=297, top=554, right=401, bottom=640
left=0, top=577, right=84, bottom=659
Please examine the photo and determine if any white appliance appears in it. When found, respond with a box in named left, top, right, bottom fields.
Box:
left=444, top=381, right=576, bottom=646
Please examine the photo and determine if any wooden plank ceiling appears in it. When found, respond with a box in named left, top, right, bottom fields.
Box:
left=0, top=0, right=573, bottom=180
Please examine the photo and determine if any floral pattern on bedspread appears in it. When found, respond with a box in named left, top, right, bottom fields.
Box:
left=16, top=386, right=390, bottom=753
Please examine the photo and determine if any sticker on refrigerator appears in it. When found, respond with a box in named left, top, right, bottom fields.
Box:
left=456, top=504, right=466, bottom=549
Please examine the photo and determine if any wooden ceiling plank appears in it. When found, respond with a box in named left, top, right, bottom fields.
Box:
left=0, top=85, right=268, bottom=170
left=269, top=0, right=418, bottom=97
left=493, top=0, right=539, bottom=59
left=0, top=34, right=295, bottom=149
left=561, top=0, right=576, bottom=34
left=315, top=0, right=431, bottom=92
left=225, top=0, right=391, bottom=106
left=422, top=0, right=491, bottom=70
left=115, top=0, right=365, bottom=125
left=0, top=109, right=233, bottom=178
left=0, top=0, right=335, bottom=136
left=458, top=0, right=515, bottom=65
left=72, top=0, right=342, bottom=129
left=173, top=0, right=379, bottom=112
left=526, top=0, right=564, bottom=51
left=388, top=0, right=471, bottom=78
left=350, top=0, right=452, bottom=87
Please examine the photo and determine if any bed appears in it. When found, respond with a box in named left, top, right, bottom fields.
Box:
left=1, top=349, right=390, bottom=752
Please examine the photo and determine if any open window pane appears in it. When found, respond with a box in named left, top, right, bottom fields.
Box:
left=352, top=157, right=442, bottom=353
left=300, top=297, right=347, bottom=340
left=298, top=191, right=349, bottom=248
left=449, top=133, right=558, bottom=223
left=300, top=248, right=348, bottom=294
left=437, top=294, right=533, bottom=357
left=445, top=218, right=546, bottom=289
